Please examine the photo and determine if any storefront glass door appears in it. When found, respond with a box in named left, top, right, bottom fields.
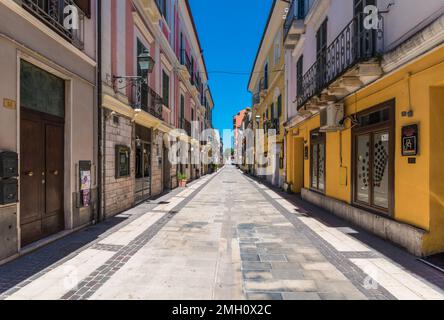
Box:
left=135, top=125, right=152, bottom=202
left=310, top=130, right=326, bottom=192
left=353, top=102, right=394, bottom=215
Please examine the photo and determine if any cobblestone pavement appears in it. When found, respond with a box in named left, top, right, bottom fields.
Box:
left=1, top=166, right=443, bottom=300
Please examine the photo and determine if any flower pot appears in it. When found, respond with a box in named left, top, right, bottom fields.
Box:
left=179, top=179, right=187, bottom=188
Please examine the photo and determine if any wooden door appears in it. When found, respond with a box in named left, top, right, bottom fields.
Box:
left=43, top=123, right=64, bottom=236
left=20, top=112, right=44, bottom=245
left=20, top=109, right=64, bottom=246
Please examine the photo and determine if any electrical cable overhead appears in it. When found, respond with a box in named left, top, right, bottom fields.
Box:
left=192, top=69, right=284, bottom=76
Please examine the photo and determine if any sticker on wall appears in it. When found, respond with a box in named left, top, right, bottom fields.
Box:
left=402, top=124, right=419, bottom=157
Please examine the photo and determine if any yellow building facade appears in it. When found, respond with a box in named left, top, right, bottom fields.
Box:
left=286, top=43, right=444, bottom=257
left=248, top=1, right=287, bottom=187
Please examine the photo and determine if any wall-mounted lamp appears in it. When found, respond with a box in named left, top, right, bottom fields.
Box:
left=112, top=48, right=155, bottom=109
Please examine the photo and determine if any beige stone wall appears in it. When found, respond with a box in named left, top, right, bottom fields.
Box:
left=103, top=113, right=135, bottom=217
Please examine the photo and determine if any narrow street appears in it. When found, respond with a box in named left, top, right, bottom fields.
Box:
left=0, top=166, right=443, bottom=300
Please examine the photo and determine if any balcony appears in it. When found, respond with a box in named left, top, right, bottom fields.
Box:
left=284, top=0, right=310, bottom=49
left=18, top=0, right=86, bottom=49
left=139, top=86, right=164, bottom=121
left=297, top=13, right=384, bottom=111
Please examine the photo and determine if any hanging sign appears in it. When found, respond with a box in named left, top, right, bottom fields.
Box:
left=402, top=124, right=419, bottom=156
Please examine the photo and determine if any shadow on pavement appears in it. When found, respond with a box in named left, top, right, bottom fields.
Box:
left=241, top=171, right=444, bottom=291
left=0, top=216, right=127, bottom=294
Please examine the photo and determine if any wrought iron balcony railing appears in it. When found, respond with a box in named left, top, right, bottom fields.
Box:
left=284, top=0, right=310, bottom=41
left=297, top=13, right=384, bottom=109
left=19, top=0, right=86, bottom=49
left=140, top=86, right=164, bottom=120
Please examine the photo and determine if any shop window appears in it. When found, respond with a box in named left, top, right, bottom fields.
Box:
left=115, top=146, right=130, bottom=179
left=310, top=130, right=326, bottom=192
left=353, top=101, right=394, bottom=214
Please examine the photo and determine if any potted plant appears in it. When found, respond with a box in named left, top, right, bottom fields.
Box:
left=177, top=172, right=187, bottom=187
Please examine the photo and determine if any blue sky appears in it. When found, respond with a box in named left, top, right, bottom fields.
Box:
left=189, top=0, right=273, bottom=148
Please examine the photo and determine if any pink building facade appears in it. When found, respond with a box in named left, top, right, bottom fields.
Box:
left=100, top=0, right=214, bottom=218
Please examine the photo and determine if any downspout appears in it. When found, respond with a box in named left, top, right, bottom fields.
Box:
left=97, top=0, right=104, bottom=222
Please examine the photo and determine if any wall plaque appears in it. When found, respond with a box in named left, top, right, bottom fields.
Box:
left=3, top=99, right=16, bottom=110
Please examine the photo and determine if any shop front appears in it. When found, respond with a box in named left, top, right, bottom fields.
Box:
left=287, top=44, right=444, bottom=256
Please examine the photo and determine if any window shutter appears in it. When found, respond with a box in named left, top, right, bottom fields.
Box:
left=162, top=71, right=169, bottom=107
left=74, top=0, right=91, bottom=17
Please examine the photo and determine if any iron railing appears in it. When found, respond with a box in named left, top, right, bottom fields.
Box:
left=297, top=13, right=384, bottom=109
left=284, top=0, right=310, bottom=40
left=19, top=0, right=86, bottom=49
left=140, top=86, right=163, bottom=120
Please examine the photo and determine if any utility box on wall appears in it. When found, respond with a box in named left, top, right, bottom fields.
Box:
left=0, top=151, right=18, bottom=178
left=0, top=179, right=18, bottom=205
left=0, top=205, right=18, bottom=261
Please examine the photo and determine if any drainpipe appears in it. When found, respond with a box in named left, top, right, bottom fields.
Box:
left=97, top=0, right=103, bottom=222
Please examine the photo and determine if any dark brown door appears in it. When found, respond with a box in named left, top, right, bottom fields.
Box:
left=20, top=109, right=64, bottom=246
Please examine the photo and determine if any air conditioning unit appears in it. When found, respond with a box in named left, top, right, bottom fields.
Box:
left=320, top=103, right=344, bottom=132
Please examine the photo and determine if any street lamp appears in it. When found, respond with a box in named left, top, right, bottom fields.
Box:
left=113, top=48, right=155, bottom=109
